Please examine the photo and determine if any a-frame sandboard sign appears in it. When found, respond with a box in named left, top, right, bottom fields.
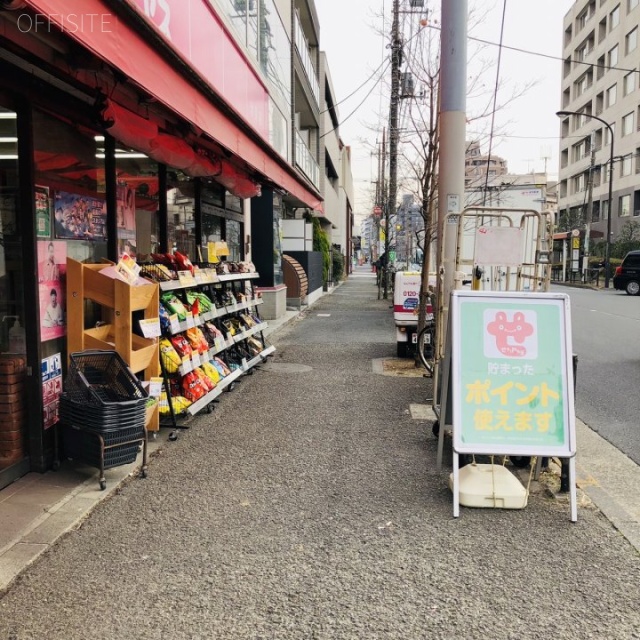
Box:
left=444, top=290, right=577, bottom=521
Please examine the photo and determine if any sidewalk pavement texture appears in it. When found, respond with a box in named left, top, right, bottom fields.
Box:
left=0, top=266, right=639, bottom=639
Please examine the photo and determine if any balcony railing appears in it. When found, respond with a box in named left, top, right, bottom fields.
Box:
left=294, top=12, right=320, bottom=108
left=295, top=129, right=319, bottom=188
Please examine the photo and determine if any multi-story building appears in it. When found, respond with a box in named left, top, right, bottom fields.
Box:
left=394, top=195, right=424, bottom=266
left=558, top=0, right=640, bottom=239
left=465, top=140, right=508, bottom=186
left=320, top=52, right=354, bottom=271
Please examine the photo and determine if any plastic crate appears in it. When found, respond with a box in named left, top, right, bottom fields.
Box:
left=65, top=350, right=147, bottom=409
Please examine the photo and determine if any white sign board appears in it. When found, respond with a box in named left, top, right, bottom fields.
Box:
left=473, top=226, right=524, bottom=267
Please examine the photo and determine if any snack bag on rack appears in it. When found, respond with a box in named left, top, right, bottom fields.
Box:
left=246, top=336, right=263, bottom=356
left=161, top=293, right=188, bottom=321
left=181, top=371, right=208, bottom=403
left=159, top=305, right=172, bottom=335
left=202, top=322, right=224, bottom=348
left=170, top=334, right=193, bottom=358
left=158, top=390, right=192, bottom=415
left=221, top=319, right=236, bottom=336
left=152, top=253, right=179, bottom=270
left=212, top=356, right=231, bottom=377
left=229, top=317, right=245, bottom=333
left=193, top=366, right=216, bottom=392
left=159, top=338, right=181, bottom=373
left=240, top=313, right=256, bottom=328
left=174, top=251, right=194, bottom=275
left=186, top=327, right=209, bottom=355
left=186, top=291, right=213, bottom=313
left=201, top=360, right=221, bottom=385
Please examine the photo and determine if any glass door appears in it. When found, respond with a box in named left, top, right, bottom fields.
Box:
left=0, top=104, right=28, bottom=481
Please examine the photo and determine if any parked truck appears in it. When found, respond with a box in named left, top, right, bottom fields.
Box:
left=393, top=270, right=434, bottom=358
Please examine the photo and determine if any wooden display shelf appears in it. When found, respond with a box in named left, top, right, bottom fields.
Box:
left=67, top=258, right=160, bottom=431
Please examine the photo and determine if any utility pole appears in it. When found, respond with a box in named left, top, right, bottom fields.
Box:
left=384, top=0, right=401, bottom=300
left=583, top=134, right=595, bottom=283
left=378, top=128, right=387, bottom=263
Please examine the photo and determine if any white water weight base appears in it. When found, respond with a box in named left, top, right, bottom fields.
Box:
left=449, top=463, right=528, bottom=510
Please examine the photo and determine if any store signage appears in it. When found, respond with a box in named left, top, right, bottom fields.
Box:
left=41, top=353, right=63, bottom=430
left=451, top=291, right=576, bottom=457
left=126, top=0, right=269, bottom=139
left=148, top=377, right=163, bottom=398
left=139, top=318, right=161, bottom=338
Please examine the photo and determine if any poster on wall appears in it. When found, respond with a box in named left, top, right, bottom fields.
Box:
left=37, top=240, right=67, bottom=342
left=41, top=353, right=63, bottom=430
left=53, top=190, right=107, bottom=240
left=117, top=183, right=137, bottom=256
left=35, top=185, right=51, bottom=238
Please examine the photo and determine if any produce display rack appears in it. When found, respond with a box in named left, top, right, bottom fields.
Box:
left=156, top=267, right=275, bottom=428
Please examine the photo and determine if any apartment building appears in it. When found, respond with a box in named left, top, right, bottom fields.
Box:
left=320, top=52, right=354, bottom=269
left=465, top=141, right=508, bottom=186
left=558, top=0, right=640, bottom=239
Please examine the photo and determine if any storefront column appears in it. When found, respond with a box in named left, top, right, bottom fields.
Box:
left=17, top=101, right=46, bottom=472
left=158, top=164, right=168, bottom=253
left=105, top=134, right=118, bottom=262
left=243, top=198, right=252, bottom=262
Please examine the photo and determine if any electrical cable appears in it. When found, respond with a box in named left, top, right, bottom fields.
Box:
left=481, top=0, right=508, bottom=207
left=320, top=58, right=392, bottom=139
left=320, top=57, right=389, bottom=115
left=425, top=23, right=640, bottom=77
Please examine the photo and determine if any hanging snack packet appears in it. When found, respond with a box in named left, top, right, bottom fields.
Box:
left=170, top=334, right=193, bottom=357
left=159, top=338, right=181, bottom=373
left=186, top=327, right=209, bottom=354
left=161, top=293, right=188, bottom=321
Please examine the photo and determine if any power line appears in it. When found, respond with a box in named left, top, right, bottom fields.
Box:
left=481, top=0, right=508, bottom=207
left=426, top=23, right=640, bottom=76
left=320, top=59, right=392, bottom=139
left=320, top=57, right=389, bottom=115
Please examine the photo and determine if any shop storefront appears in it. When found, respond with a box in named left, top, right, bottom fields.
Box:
left=0, top=0, right=321, bottom=490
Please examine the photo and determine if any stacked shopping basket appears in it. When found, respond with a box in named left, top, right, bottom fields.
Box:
left=60, top=350, right=149, bottom=490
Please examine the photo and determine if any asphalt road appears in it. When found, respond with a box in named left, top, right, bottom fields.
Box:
left=553, top=284, right=640, bottom=464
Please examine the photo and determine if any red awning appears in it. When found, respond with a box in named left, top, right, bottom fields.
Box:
left=22, top=0, right=323, bottom=211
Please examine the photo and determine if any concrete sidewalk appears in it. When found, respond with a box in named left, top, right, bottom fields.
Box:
left=1, top=273, right=639, bottom=589
left=0, top=267, right=638, bottom=639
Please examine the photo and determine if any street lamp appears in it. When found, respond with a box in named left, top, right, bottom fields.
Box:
left=556, top=110, right=614, bottom=288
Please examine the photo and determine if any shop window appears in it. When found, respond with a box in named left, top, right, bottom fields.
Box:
left=33, top=107, right=108, bottom=372
left=226, top=219, right=241, bottom=262
left=167, top=171, right=196, bottom=259
left=0, top=104, right=28, bottom=473
left=113, top=144, right=159, bottom=258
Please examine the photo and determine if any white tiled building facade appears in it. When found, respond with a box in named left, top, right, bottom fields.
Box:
left=558, top=0, right=640, bottom=238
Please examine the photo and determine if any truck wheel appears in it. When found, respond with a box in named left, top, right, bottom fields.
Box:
left=397, top=341, right=408, bottom=358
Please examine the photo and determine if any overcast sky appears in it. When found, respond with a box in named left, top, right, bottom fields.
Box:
left=314, top=0, right=576, bottom=220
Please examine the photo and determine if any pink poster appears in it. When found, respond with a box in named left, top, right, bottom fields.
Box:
left=117, top=183, right=137, bottom=257
left=37, top=241, right=67, bottom=342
